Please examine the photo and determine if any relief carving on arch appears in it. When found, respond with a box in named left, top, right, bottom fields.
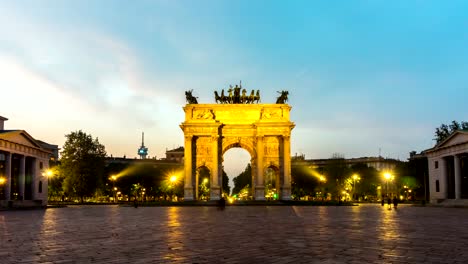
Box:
left=263, top=136, right=279, bottom=156
left=194, top=109, right=215, bottom=120
left=195, top=137, right=212, bottom=161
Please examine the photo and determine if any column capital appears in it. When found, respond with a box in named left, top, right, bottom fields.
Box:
left=184, top=135, right=193, bottom=141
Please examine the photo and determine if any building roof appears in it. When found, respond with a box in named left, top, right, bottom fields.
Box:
left=0, top=130, right=51, bottom=151
left=166, top=146, right=184, bottom=152
left=424, top=130, right=468, bottom=154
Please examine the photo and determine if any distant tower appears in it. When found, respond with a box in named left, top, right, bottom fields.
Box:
left=138, top=132, right=148, bottom=159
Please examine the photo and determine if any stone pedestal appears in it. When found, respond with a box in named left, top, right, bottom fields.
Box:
left=255, top=186, right=266, bottom=201
left=281, top=187, right=292, bottom=200
left=210, top=186, right=221, bottom=200
left=184, top=187, right=194, bottom=201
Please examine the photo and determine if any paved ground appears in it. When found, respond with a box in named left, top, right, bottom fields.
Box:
left=1, top=204, right=468, bottom=263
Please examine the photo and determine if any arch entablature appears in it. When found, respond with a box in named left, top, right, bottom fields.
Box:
left=181, top=103, right=294, bottom=201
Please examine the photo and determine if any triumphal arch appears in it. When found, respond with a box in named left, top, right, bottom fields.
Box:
left=180, top=86, right=295, bottom=201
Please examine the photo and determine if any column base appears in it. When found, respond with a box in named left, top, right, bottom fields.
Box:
left=255, top=186, right=265, bottom=201
left=210, top=186, right=221, bottom=200
left=281, top=187, right=291, bottom=200
left=184, top=187, right=194, bottom=201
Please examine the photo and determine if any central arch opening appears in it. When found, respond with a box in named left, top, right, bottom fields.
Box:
left=223, top=148, right=251, bottom=198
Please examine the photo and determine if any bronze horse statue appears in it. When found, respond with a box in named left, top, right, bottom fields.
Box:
left=185, top=90, right=198, bottom=104
left=213, top=85, right=260, bottom=104
left=276, top=90, right=288, bottom=104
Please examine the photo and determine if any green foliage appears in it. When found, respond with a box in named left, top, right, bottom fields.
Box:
left=197, top=166, right=211, bottom=200
left=435, top=120, right=468, bottom=144
left=59, top=130, right=106, bottom=202
left=106, top=162, right=183, bottom=199
left=222, top=170, right=230, bottom=195
left=324, top=153, right=350, bottom=199
left=232, top=163, right=252, bottom=195
left=291, top=165, right=318, bottom=198
left=349, top=163, right=380, bottom=197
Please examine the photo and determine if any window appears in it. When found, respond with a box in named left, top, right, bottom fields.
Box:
left=435, top=161, right=439, bottom=169
left=436, top=180, right=440, bottom=192
left=38, top=181, right=43, bottom=193
left=39, top=162, right=43, bottom=169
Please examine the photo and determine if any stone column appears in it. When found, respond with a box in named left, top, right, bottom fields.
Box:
left=281, top=136, right=292, bottom=200
left=255, top=136, right=265, bottom=200
left=440, top=157, right=447, bottom=199
left=31, top=158, right=38, bottom=201
left=210, top=135, right=221, bottom=200
left=183, top=135, right=194, bottom=201
left=454, top=155, right=461, bottom=199
left=5, top=152, right=11, bottom=200
left=19, top=155, right=25, bottom=200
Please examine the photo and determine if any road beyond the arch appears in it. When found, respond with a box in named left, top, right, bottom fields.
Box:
left=1, top=204, right=468, bottom=263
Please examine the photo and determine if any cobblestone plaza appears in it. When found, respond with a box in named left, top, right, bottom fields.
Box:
left=1, top=204, right=467, bottom=263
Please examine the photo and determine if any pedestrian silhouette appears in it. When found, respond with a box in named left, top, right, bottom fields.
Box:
left=393, top=196, right=399, bottom=209
left=381, top=196, right=385, bottom=206
left=387, top=197, right=392, bottom=210
left=218, top=197, right=226, bottom=210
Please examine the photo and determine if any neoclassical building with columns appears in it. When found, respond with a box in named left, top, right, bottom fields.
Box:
left=425, top=130, right=468, bottom=203
left=0, top=116, right=56, bottom=208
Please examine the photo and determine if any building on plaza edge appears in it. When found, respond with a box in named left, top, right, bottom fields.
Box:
left=424, top=129, right=468, bottom=204
left=0, top=116, right=58, bottom=208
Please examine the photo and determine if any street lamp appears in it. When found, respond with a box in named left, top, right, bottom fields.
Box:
left=109, top=175, right=117, bottom=203
left=170, top=175, right=177, bottom=184
left=383, top=172, right=393, bottom=198
left=318, top=175, right=326, bottom=201
left=352, top=174, right=360, bottom=201
left=42, top=169, right=54, bottom=200
left=0, top=176, right=6, bottom=200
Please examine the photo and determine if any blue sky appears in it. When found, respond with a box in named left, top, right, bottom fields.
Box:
left=1, top=1, right=467, bottom=178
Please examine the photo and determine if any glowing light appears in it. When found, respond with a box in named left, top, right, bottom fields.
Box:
left=42, top=169, right=53, bottom=177
left=352, top=174, right=360, bottom=180
left=0, top=177, right=6, bottom=185
left=384, top=172, right=392, bottom=180
left=114, top=187, right=118, bottom=191
left=110, top=175, right=117, bottom=181
left=228, top=197, right=234, bottom=203
left=170, top=175, right=177, bottom=183
left=203, top=178, right=208, bottom=184
left=319, top=175, right=326, bottom=182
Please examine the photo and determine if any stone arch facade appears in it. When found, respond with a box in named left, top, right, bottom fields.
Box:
left=180, top=104, right=295, bottom=200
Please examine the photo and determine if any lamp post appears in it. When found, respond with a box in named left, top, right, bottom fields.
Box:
left=42, top=169, right=54, bottom=201
left=352, top=174, right=360, bottom=201
left=0, top=176, right=6, bottom=200
left=383, top=172, right=392, bottom=198
left=319, top=175, right=326, bottom=201
left=109, top=175, right=117, bottom=203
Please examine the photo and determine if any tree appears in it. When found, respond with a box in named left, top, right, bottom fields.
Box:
left=434, top=120, right=468, bottom=144
left=291, top=165, right=318, bottom=199
left=59, top=130, right=106, bottom=203
left=232, top=163, right=252, bottom=196
left=324, top=153, right=350, bottom=200
left=222, top=170, right=231, bottom=195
